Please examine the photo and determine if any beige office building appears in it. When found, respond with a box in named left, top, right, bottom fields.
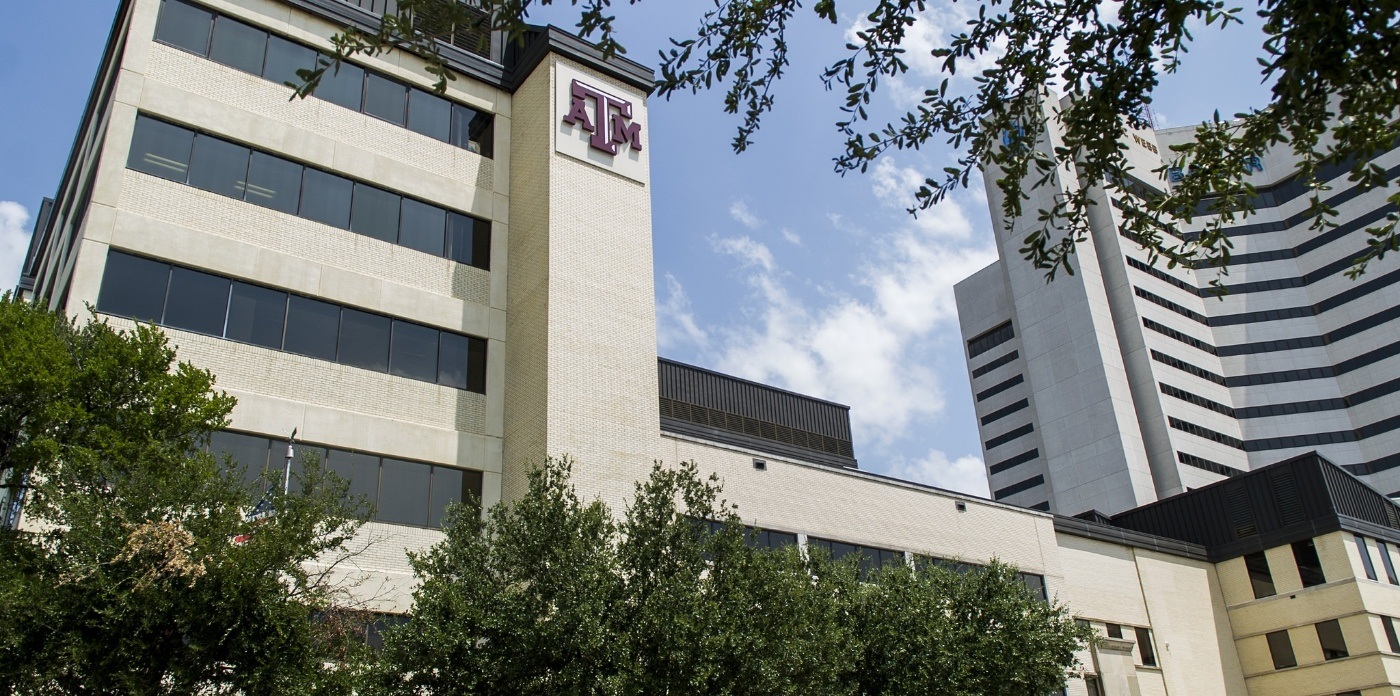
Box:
left=12, top=1, right=1400, bottom=693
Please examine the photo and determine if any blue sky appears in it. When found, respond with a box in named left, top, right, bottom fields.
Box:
left=0, top=0, right=1273, bottom=495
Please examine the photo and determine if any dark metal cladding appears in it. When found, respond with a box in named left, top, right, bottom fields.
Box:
left=1108, top=452, right=1400, bottom=562
left=657, top=358, right=857, bottom=469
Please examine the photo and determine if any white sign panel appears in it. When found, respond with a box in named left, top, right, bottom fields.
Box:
left=555, top=64, right=647, bottom=183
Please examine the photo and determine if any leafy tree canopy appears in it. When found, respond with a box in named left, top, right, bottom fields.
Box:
left=373, top=457, right=1092, bottom=695
left=309, top=0, right=1399, bottom=287
left=0, top=297, right=368, bottom=694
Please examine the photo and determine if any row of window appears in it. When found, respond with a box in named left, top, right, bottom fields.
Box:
left=1135, top=286, right=1208, bottom=325
left=1266, top=619, right=1351, bottom=669
left=970, top=349, right=1018, bottom=379
left=1204, top=202, right=1396, bottom=266
left=981, top=398, right=1029, bottom=426
left=98, top=251, right=488, bottom=392
left=1176, top=451, right=1244, bottom=478
left=1243, top=411, right=1400, bottom=452
left=1125, top=256, right=1197, bottom=296
left=1220, top=300, right=1400, bottom=360
left=1143, top=318, right=1216, bottom=356
left=128, top=115, right=491, bottom=269
left=1189, top=153, right=1386, bottom=218
left=976, top=373, right=1023, bottom=402
left=1159, top=382, right=1234, bottom=417
left=1151, top=350, right=1227, bottom=386
left=966, top=321, right=1014, bottom=359
left=994, top=474, right=1044, bottom=501
left=1168, top=416, right=1244, bottom=450
left=990, top=448, right=1039, bottom=476
left=209, top=430, right=482, bottom=529
left=985, top=423, right=1034, bottom=451
left=154, top=0, right=494, bottom=155
left=1243, top=540, right=1327, bottom=599
left=1100, top=622, right=1158, bottom=668
left=1354, top=534, right=1400, bottom=585
left=1110, top=197, right=1184, bottom=240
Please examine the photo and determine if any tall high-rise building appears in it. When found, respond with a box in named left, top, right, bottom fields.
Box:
left=956, top=94, right=1400, bottom=516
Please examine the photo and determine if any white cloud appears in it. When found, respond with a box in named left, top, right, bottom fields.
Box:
left=846, top=2, right=1007, bottom=108
left=884, top=449, right=990, bottom=497
left=656, top=273, right=709, bottom=352
left=0, top=202, right=31, bottom=293
left=703, top=169, right=995, bottom=448
left=728, top=200, right=763, bottom=230
left=780, top=228, right=802, bottom=246
left=710, top=234, right=775, bottom=273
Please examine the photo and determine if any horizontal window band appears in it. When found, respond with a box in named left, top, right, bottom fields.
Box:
left=1177, top=451, right=1244, bottom=478
left=1188, top=157, right=1398, bottom=219
left=1235, top=376, right=1400, bottom=419
left=97, top=250, right=487, bottom=393
left=967, top=321, right=1015, bottom=359
left=210, top=429, right=483, bottom=529
left=1028, top=501, right=1051, bottom=511
left=1143, top=317, right=1217, bottom=355
left=1243, top=411, right=1400, bottom=453
left=1168, top=417, right=1244, bottom=450
left=1198, top=202, right=1398, bottom=266
left=994, top=474, right=1044, bottom=501
left=981, top=398, right=1030, bottom=426
left=1150, top=350, right=1227, bottom=386
left=155, top=0, right=493, bottom=155
left=1159, top=383, right=1234, bottom=417
left=976, top=373, right=1024, bottom=402
left=1135, top=286, right=1208, bottom=325
left=971, top=349, right=1018, bottom=379
left=128, top=114, right=491, bottom=270
left=989, top=448, right=1039, bottom=476
left=985, top=423, right=1035, bottom=451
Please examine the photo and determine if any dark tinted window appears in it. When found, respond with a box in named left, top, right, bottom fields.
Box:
left=377, top=458, right=429, bottom=526
left=283, top=295, right=340, bottom=361
left=428, top=466, right=477, bottom=527
left=451, top=103, right=493, bottom=157
left=210, top=430, right=271, bottom=491
left=244, top=151, right=302, bottom=214
left=226, top=282, right=286, bottom=348
left=1380, top=541, right=1399, bottom=584
left=1266, top=630, right=1296, bottom=669
left=98, top=252, right=169, bottom=322
left=162, top=267, right=230, bottom=335
left=1134, top=627, right=1157, bottom=667
left=1244, top=551, right=1276, bottom=598
left=407, top=89, right=451, bottom=141
left=1384, top=616, right=1400, bottom=652
left=1315, top=619, right=1347, bottom=660
left=330, top=449, right=380, bottom=512
left=155, top=0, right=214, bottom=54
left=316, top=60, right=364, bottom=111
left=1293, top=539, right=1326, bottom=587
left=447, top=212, right=490, bottom=269
left=390, top=321, right=438, bottom=382
left=1357, top=534, right=1379, bottom=581
left=128, top=116, right=194, bottom=181
left=350, top=184, right=400, bottom=243
left=1105, top=623, right=1123, bottom=639
left=337, top=308, right=390, bottom=372
left=466, top=336, right=487, bottom=393
left=262, top=34, right=315, bottom=88
left=187, top=135, right=250, bottom=198
left=299, top=168, right=353, bottom=229
left=208, top=16, right=267, bottom=75
left=398, top=199, right=446, bottom=256
left=363, top=73, right=407, bottom=126
left=437, top=332, right=470, bottom=390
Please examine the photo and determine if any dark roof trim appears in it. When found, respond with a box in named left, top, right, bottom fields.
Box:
left=1054, top=516, right=1209, bottom=561
left=658, top=357, right=853, bottom=411
left=286, top=1, right=654, bottom=94
left=661, top=417, right=857, bottom=469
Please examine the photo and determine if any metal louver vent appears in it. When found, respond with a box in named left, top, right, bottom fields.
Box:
left=659, top=397, right=854, bottom=457
left=1227, top=487, right=1258, bottom=538
left=1388, top=502, right=1400, bottom=530
left=1269, top=468, right=1306, bottom=525
left=416, top=1, right=491, bottom=59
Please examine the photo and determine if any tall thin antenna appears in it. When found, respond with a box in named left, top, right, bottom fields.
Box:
left=283, top=428, right=298, bottom=495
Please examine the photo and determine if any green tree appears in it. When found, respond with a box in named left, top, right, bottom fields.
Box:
left=376, top=457, right=1089, bottom=695
left=0, top=297, right=367, bottom=694
left=310, top=0, right=1398, bottom=285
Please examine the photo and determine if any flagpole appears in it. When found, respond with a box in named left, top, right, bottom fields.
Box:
left=283, top=428, right=298, bottom=495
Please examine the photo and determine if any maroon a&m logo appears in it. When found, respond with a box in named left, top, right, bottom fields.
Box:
left=561, top=80, right=643, bottom=156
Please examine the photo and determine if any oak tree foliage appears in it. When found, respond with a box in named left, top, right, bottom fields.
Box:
left=372, top=457, right=1092, bottom=695
left=0, top=297, right=368, bottom=694
left=310, top=0, right=1398, bottom=287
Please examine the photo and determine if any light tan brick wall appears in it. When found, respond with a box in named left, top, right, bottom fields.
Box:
left=1136, top=550, right=1248, bottom=694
